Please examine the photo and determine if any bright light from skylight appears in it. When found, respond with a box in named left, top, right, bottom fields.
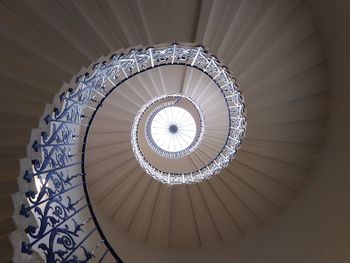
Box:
left=150, top=106, right=196, bottom=153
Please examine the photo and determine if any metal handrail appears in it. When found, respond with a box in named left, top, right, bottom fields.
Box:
left=20, top=43, right=245, bottom=262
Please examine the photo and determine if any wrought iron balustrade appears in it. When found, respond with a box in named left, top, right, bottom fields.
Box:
left=19, top=43, right=245, bottom=262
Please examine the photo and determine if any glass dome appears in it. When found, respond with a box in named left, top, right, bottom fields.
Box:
left=150, top=106, right=197, bottom=153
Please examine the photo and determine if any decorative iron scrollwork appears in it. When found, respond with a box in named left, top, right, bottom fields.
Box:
left=21, top=43, right=245, bottom=262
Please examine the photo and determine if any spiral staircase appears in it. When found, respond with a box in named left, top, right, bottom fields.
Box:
left=1, top=0, right=350, bottom=262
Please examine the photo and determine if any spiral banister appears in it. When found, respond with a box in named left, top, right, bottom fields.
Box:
left=17, top=43, right=245, bottom=262
left=19, top=68, right=122, bottom=262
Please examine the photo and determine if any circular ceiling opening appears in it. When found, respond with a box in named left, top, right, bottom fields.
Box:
left=150, top=106, right=197, bottom=153
left=143, top=94, right=205, bottom=159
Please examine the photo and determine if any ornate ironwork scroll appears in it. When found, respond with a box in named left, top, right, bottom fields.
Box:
left=20, top=43, right=245, bottom=261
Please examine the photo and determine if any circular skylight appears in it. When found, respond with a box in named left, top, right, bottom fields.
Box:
left=142, top=95, right=205, bottom=159
left=150, top=106, right=196, bottom=153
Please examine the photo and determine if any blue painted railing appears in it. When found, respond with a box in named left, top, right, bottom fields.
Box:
left=19, top=43, right=245, bottom=262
